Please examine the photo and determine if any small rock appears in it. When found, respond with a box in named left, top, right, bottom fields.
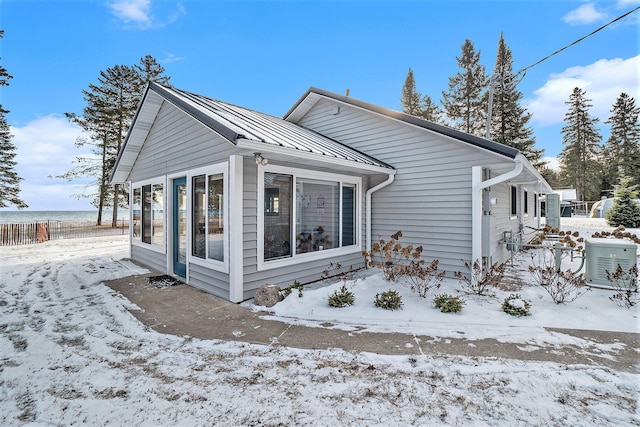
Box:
left=254, top=284, right=283, bottom=307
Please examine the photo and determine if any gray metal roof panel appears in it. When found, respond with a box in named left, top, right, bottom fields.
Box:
left=152, top=83, right=393, bottom=169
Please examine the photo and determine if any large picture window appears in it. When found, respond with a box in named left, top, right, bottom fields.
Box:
left=192, top=172, right=224, bottom=262
left=261, top=167, right=360, bottom=266
left=132, top=180, right=164, bottom=249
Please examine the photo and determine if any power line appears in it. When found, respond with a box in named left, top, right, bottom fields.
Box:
left=513, top=5, right=640, bottom=83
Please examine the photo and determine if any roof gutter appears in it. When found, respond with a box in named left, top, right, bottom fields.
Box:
left=365, top=174, right=395, bottom=252
left=471, top=158, right=524, bottom=273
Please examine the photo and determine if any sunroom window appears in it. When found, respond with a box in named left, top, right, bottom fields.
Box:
left=192, top=173, right=224, bottom=262
left=262, top=169, right=359, bottom=264
left=132, top=181, right=164, bottom=248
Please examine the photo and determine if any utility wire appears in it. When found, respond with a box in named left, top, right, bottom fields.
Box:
left=512, top=5, right=640, bottom=84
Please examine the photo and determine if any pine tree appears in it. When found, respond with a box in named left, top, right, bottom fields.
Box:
left=400, top=68, right=422, bottom=116
left=400, top=68, right=443, bottom=123
left=135, top=54, right=171, bottom=87
left=490, top=34, right=545, bottom=167
left=421, top=93, right=443, bottom=123
left=603, top=93, right=640, bottom=190
left=606, top=175, right=640, bottom=228
left=557, top=87, right=603, bottom=202
left=441, top=39, right=488, bottom=136
left=0, top=30, right=27, bottom=209
left=60, top=56, right=170, bottom=225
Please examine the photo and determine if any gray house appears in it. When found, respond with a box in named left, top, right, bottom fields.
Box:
left=111, top=83, right=552, bottom=302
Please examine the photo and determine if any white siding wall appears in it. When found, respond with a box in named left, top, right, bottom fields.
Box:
left=297, top=99, right=516, bottom=274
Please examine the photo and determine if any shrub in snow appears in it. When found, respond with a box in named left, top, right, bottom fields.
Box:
left=528, top=260, right=589, bottom=304
left=362, top=231, right=423, bottom=282
left=607, top=265, right=639, bottom=309
left=321, top=261, right=358, bottom=285
left=374, top=289, right=403, bottom=310
left=591, top=226, right=640, bottom=244
left=455, top=260, right=503, bottom=296
left=406, top=259, right=445, bottom=298
left=501, top=294, right=531, bottom=316
left=433, top=294, right=465, bottom=313
left=327, top=285, right=355, bottom=308
left=280, top=281, right=304, bottom=298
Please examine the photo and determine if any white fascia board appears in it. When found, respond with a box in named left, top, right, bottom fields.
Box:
left=236, top=138, right=396, bottom=175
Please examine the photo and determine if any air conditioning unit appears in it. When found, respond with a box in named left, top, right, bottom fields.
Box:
left=585, top=238, right=638, bottom=289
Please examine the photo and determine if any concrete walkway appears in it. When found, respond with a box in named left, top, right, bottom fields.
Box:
left=105, top=273, right=639, bottom=374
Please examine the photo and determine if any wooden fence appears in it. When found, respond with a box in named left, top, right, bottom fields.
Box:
left=0, top=220, right=129, bottom=246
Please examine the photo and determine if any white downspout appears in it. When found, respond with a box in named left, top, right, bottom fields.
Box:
left=471, top=159, right=523, bottom=271
left=365, top=174, right=395, bottom=252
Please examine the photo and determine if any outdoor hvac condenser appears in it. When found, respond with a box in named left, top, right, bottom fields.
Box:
left=585, top=238, right=638, bottom=290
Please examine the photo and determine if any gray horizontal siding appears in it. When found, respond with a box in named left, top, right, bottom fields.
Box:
left=188, top=263, right=230, bottom=300
left=297, top=98, right=515, bottom=275
left=131, top=245, right=166, bottom=273
left=128, top=101, right=237, bottom=182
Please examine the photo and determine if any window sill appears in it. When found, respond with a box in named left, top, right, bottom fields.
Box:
left=258, top=245, right=362, bottom=272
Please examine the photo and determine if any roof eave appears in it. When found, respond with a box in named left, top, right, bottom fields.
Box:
left=284, top=88, right=519, bottom=160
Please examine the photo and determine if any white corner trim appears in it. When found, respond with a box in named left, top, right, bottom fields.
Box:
left=229, top=155, right=244, bottom=302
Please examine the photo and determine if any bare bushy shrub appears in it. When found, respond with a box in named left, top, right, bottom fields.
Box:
left=406, top=259, right=446, bottom=298
left=607, top=265, right=639, bottom=308
left=528, top=252, right=589, bottom=303
left=454, top=260, right=504, bottom=296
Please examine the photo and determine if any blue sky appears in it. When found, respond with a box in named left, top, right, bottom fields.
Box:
left=1, top=0, right=638, bottom=211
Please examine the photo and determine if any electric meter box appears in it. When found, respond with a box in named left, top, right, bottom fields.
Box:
left=585, top=238, right=638, bottom=289
left=545, top=193, right=561, bottom=229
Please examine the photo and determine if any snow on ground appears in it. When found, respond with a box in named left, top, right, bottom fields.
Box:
left=0, top=219, right=638, bottom=426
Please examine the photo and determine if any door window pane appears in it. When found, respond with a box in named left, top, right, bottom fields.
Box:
left=264, top=173, right=292, bottom=260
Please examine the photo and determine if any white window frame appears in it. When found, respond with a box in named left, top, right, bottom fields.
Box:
left=257, top=164, right=362, bottom=271
left=131, top=177, right=166, bottom=254
left=523, top=190, right=529, bottom=217
left=187, top=163, right=229, bottom=273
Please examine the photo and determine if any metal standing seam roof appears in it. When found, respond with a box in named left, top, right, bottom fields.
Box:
left=149, top=82, right=394, bottom=170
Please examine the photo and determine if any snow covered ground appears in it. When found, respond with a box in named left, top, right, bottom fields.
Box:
left=0, top=218, right=638, bottom=426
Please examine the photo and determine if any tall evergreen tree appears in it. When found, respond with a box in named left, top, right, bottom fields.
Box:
left=602, top=93, right=640, bottom=190
left=400, top=67, right=443, bottom=123
left=0, top=30, right=27, bottom=209
left=135, top=54, right=171, bottom=87
left=490, top=34, right=545, bottom=167
left=400, top=68, right=422, bottom=116
left=441, top=39, right=488, bottom=136
left=557, top=87, right=603, bottom=202
left=61, top=55, right=170, bottom=225
left=420, top=93, right=443, bottom=123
